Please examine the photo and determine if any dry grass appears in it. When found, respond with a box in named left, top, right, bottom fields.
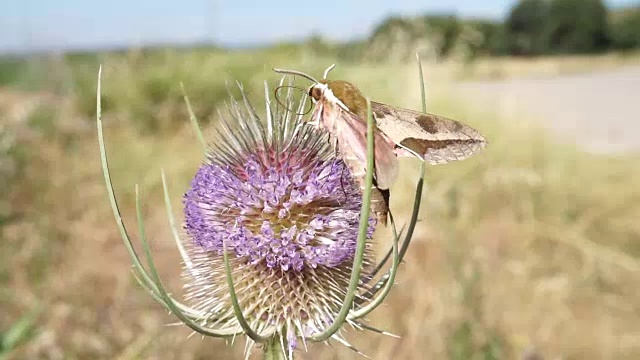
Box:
left=1, top=49, right=639, bottom=359
left=449, top=50, right=640, bottom=81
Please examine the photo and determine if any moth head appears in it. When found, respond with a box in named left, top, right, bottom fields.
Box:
left=272, top=66, right=366, bottom=117
left=308, top=80, right=329, bottom=103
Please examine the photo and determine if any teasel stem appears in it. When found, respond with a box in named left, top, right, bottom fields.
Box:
left=309, top=96, right=375, bottom=342
left=263, top=335, right=289, bottom=360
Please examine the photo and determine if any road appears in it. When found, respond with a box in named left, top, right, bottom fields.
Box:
left=453, top=66, right=640, bottom=154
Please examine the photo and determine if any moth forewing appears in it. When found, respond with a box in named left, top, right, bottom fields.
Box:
left=371, top=102, right=487, bottom=165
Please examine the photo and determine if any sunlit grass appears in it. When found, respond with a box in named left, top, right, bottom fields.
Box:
left=1, top=48, right=639, bottom=359
left=453, top=50, right=640, bottom=80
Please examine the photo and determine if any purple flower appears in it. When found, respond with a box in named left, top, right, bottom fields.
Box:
left=183, top=152, right=372, bottom=272
left=179, top=90, right=377, bottom=353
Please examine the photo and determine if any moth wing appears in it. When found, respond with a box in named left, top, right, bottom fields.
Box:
left=372, top=102, right=487, bottom=165
left=337, top=109, right=399, bottom=190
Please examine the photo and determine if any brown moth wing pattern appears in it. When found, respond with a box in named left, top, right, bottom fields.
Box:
left=335, top=107, right=399, bottom=190
left=371, top=102, right=487, bottom=165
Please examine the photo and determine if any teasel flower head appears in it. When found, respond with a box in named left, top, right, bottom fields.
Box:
left=96, top=64, right=428, bottom=359
left=180, top=82, right=379, bottom=344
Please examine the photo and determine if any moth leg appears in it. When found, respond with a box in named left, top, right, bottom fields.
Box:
left=333, top=138, right=349, bottom=199
left=291, top=122, right=305, bottom=136
left=338, top=163, right=349, bottom=200
left=332, top=136, right=340, bottom=157
left=282, top=122, right=307, bottom=152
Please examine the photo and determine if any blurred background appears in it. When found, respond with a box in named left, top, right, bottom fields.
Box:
left=1, top=0, right=640, bottom=359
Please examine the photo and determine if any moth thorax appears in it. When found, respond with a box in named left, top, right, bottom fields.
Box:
left=326, top=80, right=368, bottom=119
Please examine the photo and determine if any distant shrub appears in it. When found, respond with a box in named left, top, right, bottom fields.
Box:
left=0, top=56, right=63, bottom=91
left=333, top=40, right=368, bottom=62
left=366, top=15, right=468, bottom=62
left=0, top=58, right=28, bottom=87
left=452, top=20, right=503, bottom=61
left=610, top=8, right=640, bottom=50
left=422, top=15, right=461, bottom=58
left=545, top=0, right=610, bottom=54
left=504, top=0, right=550, bottom=55
left=367, top=16, right=433, bottom=62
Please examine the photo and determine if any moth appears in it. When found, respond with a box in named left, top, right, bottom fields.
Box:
left=273, top=65, right=487, bottom=225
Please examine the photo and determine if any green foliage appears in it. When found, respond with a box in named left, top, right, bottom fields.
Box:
left=333, top=40, right=368, bottom=62
left=0, top=56, right=60, bottom=91
left=367, top=16, right=430, bottom=62
left=453, top=20, right=503, bottom=61
left=0, top=307, right=40, bottom=358
left=0, top=46, right=347, bottom=141
left=422, top=15, right=461, bottom=58
left=366, top=15, right=478, bottom=62
left=0, top=58, right=28, bottom=87
left=370, top=16, right=414, bottom=40
left=358, top=0, right=639, bottom=61
left=503, top=0, right=613, bottom=55
left=468, top=20, right=503, bottom=54
left=4, top=47, right=333, bottom=135
left=610, top=8, right=640, bottom=50
left=364, top=14, right=506, bottom=62
left=545, top=0, right=610, bottom=54
left=303, top=33, right=332, bottom=55
left=504, top=0, right=550, bottom=55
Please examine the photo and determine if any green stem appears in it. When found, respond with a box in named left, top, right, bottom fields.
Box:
left=264, top=335, right=290, bottom=360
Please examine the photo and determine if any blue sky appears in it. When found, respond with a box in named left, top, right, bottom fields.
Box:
left=1, top=0, right=637, bottom=53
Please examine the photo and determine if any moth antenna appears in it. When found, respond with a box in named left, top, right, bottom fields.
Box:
left=273, top=85, right=313, bottom=116
left=323, top=64, right=336, bottom=79
left=272, top=68, right=319, bottom=84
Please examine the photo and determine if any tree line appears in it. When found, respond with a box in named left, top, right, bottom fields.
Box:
left=499, top=0, right=637, bottom=55
left=320, top=0, right=640, bottom=61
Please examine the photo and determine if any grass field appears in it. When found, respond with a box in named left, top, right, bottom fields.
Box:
left=451, top=50, right=640, bottom=80
left=1, top=47, right=640, bottom=359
